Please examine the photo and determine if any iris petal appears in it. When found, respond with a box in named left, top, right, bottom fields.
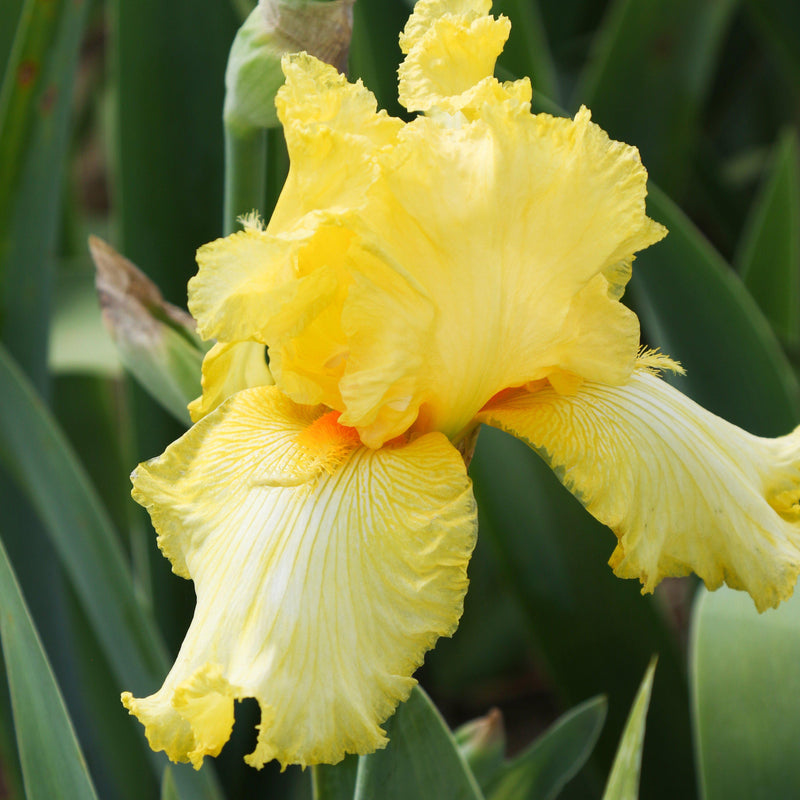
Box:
left=273, top=54, right=402, bottom=229
left=338, top=106, right=664, bottom=442
left=123, top=386, right=477, bottom=768
left=188, top=8, right=664, bottom=446
left=189, top=341, right=273, bottom=423
left=477, top=368, right=800, bottom=612
left=398, top=0, right=512, bottom=114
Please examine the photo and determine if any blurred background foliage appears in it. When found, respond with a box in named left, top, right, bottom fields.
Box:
left=1, top=0, right=799, bottom=798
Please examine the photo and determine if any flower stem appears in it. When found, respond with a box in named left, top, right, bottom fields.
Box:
left=223, top=124, right=268, bottom=235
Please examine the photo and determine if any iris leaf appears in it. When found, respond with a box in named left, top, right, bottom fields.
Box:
left=486, top=696, right=607, bottom=800
left=471, top=427, right=695, bottom=799
left=574, top=0, right=737, bottom=197
left=629, top=185, right=800, bottom=436
left=495, top=0, right=558, bottom=104
left=691, top=586, right=800, bottom=798
left=161, top=767, right=180, bottom=800
left=0, top=343, right=224, bottom=800
left=312, top=755, right=359, bottom=800
left=0, top=656, right=24, bottom=800
left=601, top=659, right=656, bottom=800
left=349, top=0, right=409, bottom=116
left=0, top=0, right=24, bottom=71
left=745, top=0, right=800, bottom=84
left=110, top=0, right=239, bottom=306
left=0, top=343, right=166, bottom=690
left=0, top=535, right=99, bottom=800
left=736, top=129, right=800, bottom=347
left=353, top=686, right=484, bottom=800
left=0, top=0, right=89, bottom=388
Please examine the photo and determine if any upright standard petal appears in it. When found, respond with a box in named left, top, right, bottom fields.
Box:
left=272, top=54, right=402, bottom=230
left=189, top=3, right=665, bottom=447
left=123, top=386, right=477, bottom=769
left=331, top=106, right=664, bottom=445
left=398, top=0, right=512, bottom=114
left=477, top=367, right=800, bottom=612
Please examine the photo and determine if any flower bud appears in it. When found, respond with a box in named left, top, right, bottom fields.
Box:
left=224, top=0, right=355, bottom=132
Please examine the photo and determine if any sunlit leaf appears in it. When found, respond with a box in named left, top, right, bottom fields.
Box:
left=691, top=585, right=800, bottom=799
left=353, top=686, right=484, bottom=800
left=0, top=535, right=99, bottom=800
left=49, top=269, right=121, bottom=375
left=487, top=696, right=606, bottom=800
left=602, top=660, right=656, bottom=800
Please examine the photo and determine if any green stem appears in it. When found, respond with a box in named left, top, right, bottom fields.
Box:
left=223, top=123, right=268, bottom=234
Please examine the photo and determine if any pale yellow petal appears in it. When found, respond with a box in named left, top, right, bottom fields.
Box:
left=325, top=106, right=664, bottom=443
left=398, top=0, right=512, bottom=114
left=189, top=4, right=665, bottom=448
left=541, top=271, right=640, bottom=387
left=477, top=369, right=800, bottom=611
left=399, top=0, right=493, bottom=47
left=271, top=54, right=402, bottom=231
left=123, top=386, right=477, bottom=768
left=335, top=244, right=436, bottom=447
left=188, top=225, right=297, bottom=343
left=189, top=220, right=353, bottom=412
left=188, top=341, right=273, bottom=423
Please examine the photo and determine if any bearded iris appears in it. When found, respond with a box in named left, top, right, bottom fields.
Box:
left=121, top=0, right=800, bottom=771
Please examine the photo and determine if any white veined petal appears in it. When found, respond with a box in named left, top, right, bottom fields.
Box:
left=478, top=369, right=800, bottom=611
left=122, top=386, right=477, bottom=768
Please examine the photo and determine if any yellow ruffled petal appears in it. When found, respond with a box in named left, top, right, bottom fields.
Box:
left=189, top=3, right=664, bottom=448
left=271, top=54, right=402, bottom=231
left=398, top=0, right=512, bottom=114
left=477, top=368, right=800, bottom=612
left=331, top=106, right=664, bottom=443
left=188, top=341, right=273, bottom=423
left=188, top=221, right=297, bottom=343
left=124, top=386, right=476, bottom=768
left=189, top=218, right=353, bottom=405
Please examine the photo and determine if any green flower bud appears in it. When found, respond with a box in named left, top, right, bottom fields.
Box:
left=224, top=0, right=355, bottom=133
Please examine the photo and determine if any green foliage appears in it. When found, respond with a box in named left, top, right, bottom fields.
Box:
left=629, top=187, right=800, bottom=436
left=470, top=430, right=694, bottom=798
left=736, top=130, right=800, bottom=347
left=455, top=710, right=507, bottom=790
left=89, top=236, right=207, bottom=425
left=691, top=588, right=800, bottom=799
left=0, top=0, right=89, bottom=385
left=602, top=661, right=656, bottom=800
left=485, top=697, right=607, bottom=800
left=0, top=344, right=223, bottom=800
left=0, top=536, right=99, bottom=800
left=312, top=755, right=359, bottom=800
left=575, top=0, right=737, bottom=197
left=353, top=687, right=484, bottom=800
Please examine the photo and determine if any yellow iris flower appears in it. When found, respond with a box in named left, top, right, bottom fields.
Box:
left=121, top=0, right=800, bottom=771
